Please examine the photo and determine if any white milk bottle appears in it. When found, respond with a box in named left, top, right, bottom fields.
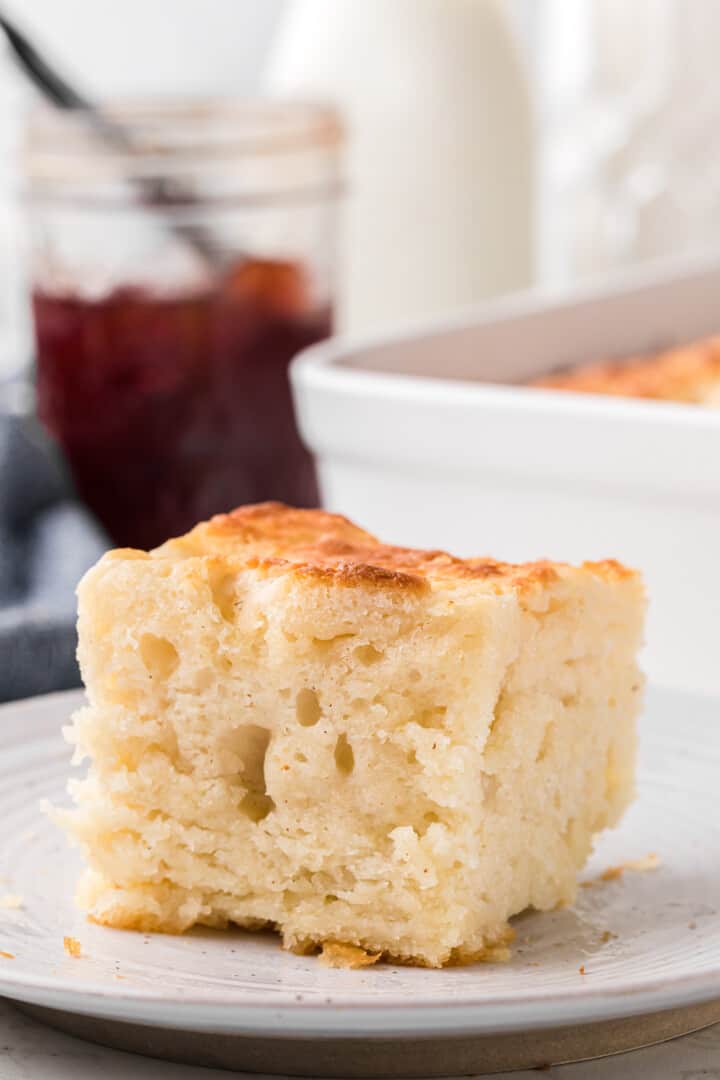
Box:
left=265, top=0, right=534, bottom=333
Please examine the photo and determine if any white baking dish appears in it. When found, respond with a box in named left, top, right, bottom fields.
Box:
left=291, top=255, right=720, bottom=695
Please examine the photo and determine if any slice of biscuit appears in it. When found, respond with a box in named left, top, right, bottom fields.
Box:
left=58, top=503, right=645, bottom=967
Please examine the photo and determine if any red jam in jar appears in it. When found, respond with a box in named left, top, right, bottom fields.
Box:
left=33, top=258, right=330, bottom=549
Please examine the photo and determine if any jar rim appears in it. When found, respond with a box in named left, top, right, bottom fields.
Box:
left=25, top=97, right=343, bottom=162
left=23, top=97, right=344, bottom=206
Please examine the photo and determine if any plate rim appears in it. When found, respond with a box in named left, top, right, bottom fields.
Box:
left=1, top=966, right=719, bottom=1038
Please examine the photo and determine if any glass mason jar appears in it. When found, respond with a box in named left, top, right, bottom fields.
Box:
left=22, top=100, right=342, bottom=549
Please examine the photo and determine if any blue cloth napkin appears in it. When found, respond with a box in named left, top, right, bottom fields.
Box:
left=0, top=385, right=108, bottom=702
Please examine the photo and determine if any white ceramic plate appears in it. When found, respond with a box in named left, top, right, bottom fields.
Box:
left=0, top=687, right=718, bottom=1040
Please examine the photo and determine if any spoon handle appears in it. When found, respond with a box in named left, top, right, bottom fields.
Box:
left=0, top=11, right=89, bottom=109
left=0, top=9, right=221, bottom=266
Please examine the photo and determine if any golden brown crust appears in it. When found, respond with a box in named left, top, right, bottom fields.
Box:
left=532, top=336, right=720, bottom=403
left=141, top=503, right=637, bottom=594
left=213, top=502, right=375, bottom=548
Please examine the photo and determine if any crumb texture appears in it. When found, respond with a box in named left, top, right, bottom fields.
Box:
left=58, top=504, right=645, bottom=967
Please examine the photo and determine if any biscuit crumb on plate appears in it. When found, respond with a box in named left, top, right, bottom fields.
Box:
left=582, top=852, right=660, bottom=887
left=0, top=893, right=23, bottom=910
left=601, top=852, right=660, bottom=881
left=599, top=866, right=625, bottom=882
left=319, top=942, right=380, bottom=969
left=620, top=852, right=660, bottom=872
left=0, top=950, right=15, bottom=959
left=63, top=936, right=82, bottom=958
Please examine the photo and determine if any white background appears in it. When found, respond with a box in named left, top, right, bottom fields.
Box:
left=0, top=0, right=286, bottom=97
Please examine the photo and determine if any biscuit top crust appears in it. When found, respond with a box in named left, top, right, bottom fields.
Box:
left=132, top=502, right=636, bottom=595
left=532, top=335, right=720, bottom=404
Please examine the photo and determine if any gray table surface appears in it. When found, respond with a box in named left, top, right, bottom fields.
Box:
left=0, top=998, right=719, bottom=1080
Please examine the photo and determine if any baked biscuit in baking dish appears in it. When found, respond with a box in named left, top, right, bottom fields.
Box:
left=533, top=335, right=720, bottom=404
